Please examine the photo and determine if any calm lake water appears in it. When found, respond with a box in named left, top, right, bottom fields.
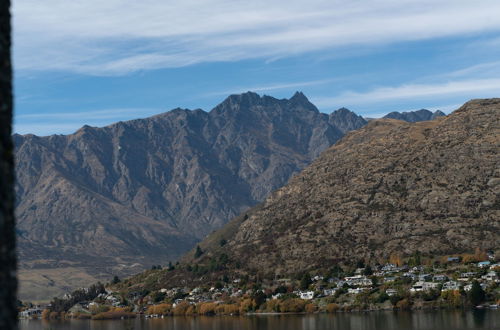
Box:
left=20, top=310, right=500, bottom=330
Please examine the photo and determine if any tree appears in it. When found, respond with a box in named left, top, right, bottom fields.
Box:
left=168, top=262, right=174, bottom=271
left=300, top=273, right=312, bottom=290
left=468, top=281, right=485, bottom=306
left=252, top=291, right=267, bottom=308
left=111, top=276, right=121, bottom=284
left=194, top=245, right=203, bottom=258
left=219, top=238, right=227, bottom=246
left=363, top=266, right=373, bottom=276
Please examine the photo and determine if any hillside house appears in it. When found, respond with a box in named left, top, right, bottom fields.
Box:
left=345, top=275, right=372, bottom=286
left=478, top=261, right=491, bottom=268
left=442, top=281, right=460, bottom=291
left=386, top=289, right=398, bottom=296
left=298, top=291, right=315, bottom=300
left=433, top=275, right=448, bottom=282
left=410, top=281, right=439, bottom=292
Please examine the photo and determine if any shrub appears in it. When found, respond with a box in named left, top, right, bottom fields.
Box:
left=396, top=298, right=410, bottom=310
left=173, top=301, right=191, bottom=316
left=325, top=303, right=340, bottom=313
left=198, top=302, right=217, bottom=315
left=263, top=299, right=281, bottom=312
left=279, top=298, right=306, bottom=313
left=41, top=309, right=50, bottom=320
left=146, top=303, right=172, bottom=316
left=239, top=298, right=256, bottom=314
left=223, top=304, right=240, bottom=315
left=305, top=303, right=317, bottom=313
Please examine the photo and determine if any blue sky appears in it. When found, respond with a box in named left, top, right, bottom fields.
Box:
left=13, top=0, right=500, bottom=135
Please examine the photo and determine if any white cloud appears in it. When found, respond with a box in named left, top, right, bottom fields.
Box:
left=14, top=107, right=163, bottom=135
left=13, top=0, right=500, bottom=75
left=313, top=78, right=500, bottom=108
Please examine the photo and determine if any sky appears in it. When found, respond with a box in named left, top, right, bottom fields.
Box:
left=13, top=0, right=500, bottom=135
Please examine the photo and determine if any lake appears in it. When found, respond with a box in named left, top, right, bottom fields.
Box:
left=20, top=310, right=500, bottom=330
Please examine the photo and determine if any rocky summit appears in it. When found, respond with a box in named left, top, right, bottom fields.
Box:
left=15, top=92, right=368, bottom=299
left=186, top=99, right=499, bottom=279
left=384, top=109, right=445, bottom=122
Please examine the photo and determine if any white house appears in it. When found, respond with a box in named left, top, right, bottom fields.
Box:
left=410, top=281, right=440, bottom=292
left=481, top=271, right=498, bottom=282
left=433, top=275, right=448, bottom=282
left=442, top=281, right=460, bottom=291
left=323, top=289, right=337, bottom=296
left=299, top=291, right=315, bottom=300
left=386, top=289, right=398, bottom=296
left=348, top=287, right=370, bottom=295
left=345, top=275, right=372, bottom=287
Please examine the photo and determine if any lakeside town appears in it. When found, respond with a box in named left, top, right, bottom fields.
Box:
left=19, top=252, right=500, bottom=320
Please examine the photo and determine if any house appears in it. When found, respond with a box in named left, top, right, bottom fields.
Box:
left=386, top=289, right=398, bottom=296
left=323, top=289, right=338, bottom=296
left=460, top=272, right=476, bottom=278
left=381, top=264, right=397, bottom=271
left=464, top=283, right=487, bottom=292
left=478, top=261, right=491, bottom=268
left=447, top=257, right=461, bottom=263
left=418, top=274, right=432, bottom=281
left=19, top=308, right=43, bottom=318
left=348, top=288, right=369, bottom=295
left=410, top=281, right=439, bottom=292
left=433, top=275, right=448, bottom=282
left=271, top=293, right=283, bottom=300
left=383, top=277, right=396, bottom=283
left=312, top=275, right=324, bottom=282
left=402, top=272, right=417, bottom=281
left=482, top=271, right=498, bottom=282
left=442, top=281, right=460, bottom=291
left=298, top=291, right=315, bottom=300
left=355, top=268, right=364, bottom=275
left=345, top=275, right=372, bottom=287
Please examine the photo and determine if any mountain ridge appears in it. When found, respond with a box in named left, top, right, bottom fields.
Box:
left=14, top=91, right=454, bottom=300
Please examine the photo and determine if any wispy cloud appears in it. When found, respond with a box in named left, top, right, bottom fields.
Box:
left=313, top=78, right=500, bottom=108
left=13, top=0, right=500, bottom=75
left=16, top=108, right=161, bottom=120
left=14, top=108, right=163, bottom=135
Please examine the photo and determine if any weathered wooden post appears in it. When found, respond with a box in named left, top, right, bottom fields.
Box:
left=0, top=0, right=17, bottom=328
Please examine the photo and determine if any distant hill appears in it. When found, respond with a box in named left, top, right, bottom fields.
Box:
left=383, top=109, right=445, bottom=122
left=145, top=98, right=497, bottom=287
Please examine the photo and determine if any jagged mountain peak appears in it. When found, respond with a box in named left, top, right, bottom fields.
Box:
left=384, top=108, right=446, bottom=122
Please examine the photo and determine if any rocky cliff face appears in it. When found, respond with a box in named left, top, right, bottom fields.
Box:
left=15, top=92, right=367, bottom=293
left=191, top=99, right=499, bottom=277
left=384, top=109, right=445, bottom=122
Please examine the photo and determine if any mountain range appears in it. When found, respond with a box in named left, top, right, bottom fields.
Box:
left=121, top=98, right=499, bottom=291
left=14, top=92, right=450, bottom=300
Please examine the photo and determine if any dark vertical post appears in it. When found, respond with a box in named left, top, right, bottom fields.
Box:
left=0, top=0, right=17, bottom=328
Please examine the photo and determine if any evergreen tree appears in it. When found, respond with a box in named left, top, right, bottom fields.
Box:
left=111, top=275, right=120, bottom=284
left=194, top=245, right=203, bottom=258
left=468, top=281, right=485, bottom=306
left=300, top=273, right=312, bottom=290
